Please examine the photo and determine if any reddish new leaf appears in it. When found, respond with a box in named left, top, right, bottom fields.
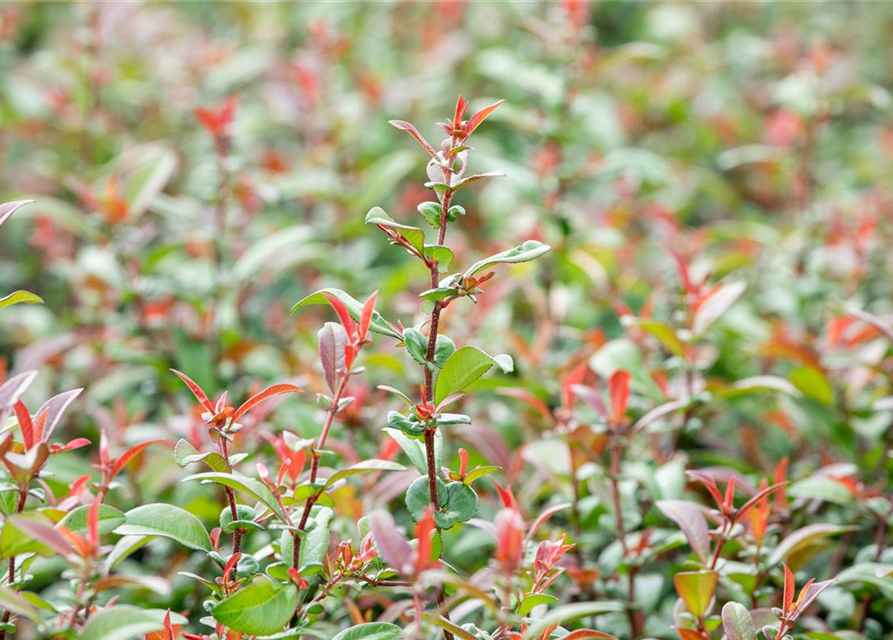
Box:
left=231, top=383, right=303, bottom=422
left=609, top=370, right=631, bottom=424
left=389, top=120, right=437, bottom=158
left=13, top=400, right=34, bottom=450
left=170, top=369, right=214, bottom=413
left=369, top=510, right=413, bottom=577
left=109, top=440, right=166, bottom=481
left=465, top=99, right=505, bottom=138
left=782, top=563, right=795, bottom=612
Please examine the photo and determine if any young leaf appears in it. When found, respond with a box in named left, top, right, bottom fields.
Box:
left=319, top=322, right=348, bottom=393
left=114, top=504, right=212, bottom=552
left=656, top=499, right=711, bottom=563
left=0, top=200, right=33, bottom=230
left=59, top=504, right=126, bottom=536
left=674, top=571, right=719, bottom=618
left=389, top=120, right=437, bottom=158
left=291, top=288, right=403, bottom=340
left=384, top=427, right=443, bottom=475
left=434, top=346, right=496, bottom=405
left=322, top=459, right=405, bottom=489
left=365, top=207, right=426, bottom=254
left=464, top=240, right=551, bottom=278
left=369, top=510, right=413, bottom=576
left=332, top=622, right=402, bottom=640
left=0, top=291, right=44, bottom=310
left=80, top=606, right=187, bottom=640
left=211, top=576, right=298, bottom=635
left=523, top=602, right=624, bottom=639
left=693, top=281, right=746, bottom=336
left=173, top=439, right=230, bottom=472
left=232, top=383, right=303, bottom=422
left=722, top=602, right=756, bottom=640
left=182, top=472, right=287, bottom=522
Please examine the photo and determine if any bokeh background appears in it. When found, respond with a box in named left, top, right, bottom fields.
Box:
left=2, top=1, right=893, bottom=636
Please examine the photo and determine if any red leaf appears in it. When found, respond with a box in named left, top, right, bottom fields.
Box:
left=414, top=506, right=437, bottom=573
left=492, top=479, right=516, bottom=510
left=110, top=440, right=165, bottom=481
left=88, top=495, right=101, bottom=547
left=388, top=120, right=437, bottom=158
left=232, top=383, right=303, bottom=422
left=465, top=99, right=505, bottom=138
left=170, top=369, right=214, bottom=413
left=323, top=294, right=356, bottom=337
left=782, top=563, right=795, bottom=612
left=686, top=470, right=725, bottom=510
left=563, top=631, right=618, bottom=640
left=51, top=437, right=91, bottom=454
left=609, top=370, right=630, bottom=424
left=734, top=481, right=788, bottom=524
left=359, top=290, right=378, bottom=341
left=13, top=400, right=34, bottom=450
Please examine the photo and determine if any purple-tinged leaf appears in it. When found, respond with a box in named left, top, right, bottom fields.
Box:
left=0, top=370, right=38, bottom=410
left=34, top=388, right=82, bottom=441
left=369, top=510, right=414, bottom=577
left=0, top=200, right=33, bottom=230
left=656, top=499, right=711, bottom=563
left=8, top=514, right=74, bottom=557
left=318, top=322, right=347, bottom=393
left=722, top=602, right=756, bottom=640
left=389, top=120, right=437, bottom=158
left=693, top=281, right=746, bottom=335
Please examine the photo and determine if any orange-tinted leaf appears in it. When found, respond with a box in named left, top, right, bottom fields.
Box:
left=232, top=383, right=303, bottom=422
left=170, top=369, right=214, bottom=413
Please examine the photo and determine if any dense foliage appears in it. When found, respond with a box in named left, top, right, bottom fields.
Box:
left=1, top=2, right=893, bottom=640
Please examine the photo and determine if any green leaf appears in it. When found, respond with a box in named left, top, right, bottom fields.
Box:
left=384, top=428, right=442, bottom=475
left=523, top=602, right=624, bottom=638
left=403, top=328, right=429, bottom=367
left=406, top=476, right=447, bottom=521
left=789, top=366, right=834, bottom=405
left=81, top=606, right=187, bottom=640
left=365, top=206, right=425, bottom=253
left=768, top=523, right=855, bottom=568
left=332, top=622, right=402, bottom=640
left=114, top=503, right=212, bottom=552
left=518, top=593, right=558, bottom=617
left=174, top=439, right=230, bottom=472
left=464, top=240, right=550, bottom=278
left=211, top=576, right=298, bottom=635
left=291, top=288, right=403, bottom=340
left=0, top=587, right=41, bottom=623
left=623, top=318, right=685, bottom=357
left=386, top=410, right=425, bottom=436
left=0, top=513, right=58, bottom=558
left=440, top=482, right=479, bottom=526
left=323, top=459, right=405, bottom=489
left=424, top=244, right=454, bottom=273
left=434, top=335, right=456, bottom=369
left=59, top=504, right=126, bottom=536
left=722, top=602, right=756, bottom=640
left=674, top=571, right=718, bottom=617
left=183, top=472, right=287, bottom=522
left=435, top=346, right=496, bottom=405
left=464, top=466, right=501, bottom=485
left=0, top=291, right=43, bottom=310
left=788, top=477, right=853, bottom=506
left=299, top=507, right=333, bottom=571
left=417, top=202, right=441, bottom=229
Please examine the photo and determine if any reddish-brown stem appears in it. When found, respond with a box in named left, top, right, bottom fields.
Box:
left=609, top=434, right=642, bottom=638
left=0, top=489, right=28, bottom=639
left=218, top=437, right=242, bottom=555
left=293, top=373, right=351, bottom=570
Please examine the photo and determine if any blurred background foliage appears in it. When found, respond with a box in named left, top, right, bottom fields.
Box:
left=2, top=1, right=893, bottom=637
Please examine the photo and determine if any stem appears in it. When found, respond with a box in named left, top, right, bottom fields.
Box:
left=0, top=489, right=28, bottom=639
left=293, top=374, right=351, bottom=570
left=609, top=434, right=642, bottom=638
left=218, top=437, right=242, bottom=555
